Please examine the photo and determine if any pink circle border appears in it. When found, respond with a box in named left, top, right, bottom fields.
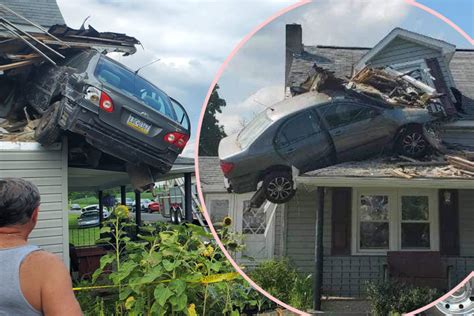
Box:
left=193, top=1, right=474, bottom=315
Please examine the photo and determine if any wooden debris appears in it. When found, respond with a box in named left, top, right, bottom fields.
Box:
left=446, top=155, right=474, bottom=173
left=0, top=58, right=41, bottom=71
left=391, top=169, right=413, bottom=179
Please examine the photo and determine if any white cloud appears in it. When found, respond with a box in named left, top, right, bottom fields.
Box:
left=218, top=85, right=284, bottom=135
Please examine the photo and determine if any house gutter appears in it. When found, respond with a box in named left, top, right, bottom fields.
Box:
left=296, top=175, right=474, bottom=189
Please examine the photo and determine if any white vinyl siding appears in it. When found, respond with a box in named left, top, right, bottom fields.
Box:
left=0, top=142, right=69, bottom=265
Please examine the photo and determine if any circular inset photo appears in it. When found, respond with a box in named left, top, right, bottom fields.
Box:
left=196, top=1, right=474, bottom=314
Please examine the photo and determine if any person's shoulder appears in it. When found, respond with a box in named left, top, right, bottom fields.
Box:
left=24, top=250, right=68, bottom=274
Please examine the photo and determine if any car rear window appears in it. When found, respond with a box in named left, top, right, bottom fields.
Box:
left=237, top=110, right=273, bottom=148
left=95, top=57, right=190, bottom=130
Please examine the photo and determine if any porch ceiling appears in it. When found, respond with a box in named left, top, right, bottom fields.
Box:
left=68, top=157, right=194, bottom=192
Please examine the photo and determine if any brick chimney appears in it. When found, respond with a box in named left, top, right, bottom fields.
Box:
left=285, top=24, right=303, bottom=89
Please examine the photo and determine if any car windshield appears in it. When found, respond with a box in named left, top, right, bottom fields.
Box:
left=237, top=110, right=273, bottom=148
left=94, top=57, right=190, bottom=130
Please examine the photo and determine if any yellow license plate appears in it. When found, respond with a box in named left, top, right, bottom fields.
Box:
left=126, top=115, right=151, bottom=135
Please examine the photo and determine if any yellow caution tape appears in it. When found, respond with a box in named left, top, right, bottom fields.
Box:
left=72, top=272, right=240, bottom=291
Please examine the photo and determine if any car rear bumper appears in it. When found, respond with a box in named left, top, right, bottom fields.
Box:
left=60, top=98, right=175, bottom=173
left=226, top=173, right=259, bottom=194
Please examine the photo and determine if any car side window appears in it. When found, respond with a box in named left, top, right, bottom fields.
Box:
left=319, top=102, right=378, bottom=129
left=275, top=111, right=321, bottom=148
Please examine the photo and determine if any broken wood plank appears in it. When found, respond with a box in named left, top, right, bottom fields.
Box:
left=398, top=155, right=419, bottom=163
left=391, top=169, right=413, bottom=179
left=397, top=161, right=447, bottom=167
left=0, top=58, right=40, bottom=71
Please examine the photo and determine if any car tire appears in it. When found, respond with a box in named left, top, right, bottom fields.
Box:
left=396, top=126, right=429, bottom=158
left=170, top=208, right=177, bottom=224
left=35, top=101, right=61, bottom=146
left=262, top=171, right=296, bottom=204
left=175, top=207, right=183, bottom=225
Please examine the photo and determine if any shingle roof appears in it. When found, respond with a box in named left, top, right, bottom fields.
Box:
left=198, top=156, right=227, bottom=193
left=0, top=0, right=65, bottom=28
left=287, top=45, right=474, bottom=116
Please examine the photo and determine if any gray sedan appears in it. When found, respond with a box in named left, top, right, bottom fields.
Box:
left=219, top=91, right=436, bottom=204
left=77, top=211, right=100, bottom=228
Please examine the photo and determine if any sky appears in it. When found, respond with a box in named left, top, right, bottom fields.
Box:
left=56, top=0, right=474, bottom=156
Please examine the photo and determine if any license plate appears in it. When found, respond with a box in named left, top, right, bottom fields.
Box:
left=126, top=115, right=151, bottom=135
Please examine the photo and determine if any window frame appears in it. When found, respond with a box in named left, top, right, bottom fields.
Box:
left=351, top=188, right=439, bottom=255
left=273, top=110, right=321, bottom=149
left=317, top=101, right=380, bottom=131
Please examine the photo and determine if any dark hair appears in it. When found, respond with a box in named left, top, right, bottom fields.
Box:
left=0, top=178, right=40, bottom=227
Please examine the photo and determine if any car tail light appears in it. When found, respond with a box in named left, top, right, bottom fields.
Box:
left=220, top=161, right=234, bottom=175
left=164, top=132, right=189, bottom=149
left=99, top=91, right=114, bottom=113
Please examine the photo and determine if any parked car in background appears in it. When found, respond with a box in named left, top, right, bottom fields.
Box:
left=80, top=204, right=110, bottom=218
left=147, top=201, right=161, bottom=213
left=77, top=211, right=100, bottom=228
left=125, top=198, right=133, bottom=210
left=30, top=50, right=191, bottom=191
left=219, top=92, right=437, bottom=204
left=132, top=198, right=151, bottom=212
left=70, top=204, right=81, bottom=211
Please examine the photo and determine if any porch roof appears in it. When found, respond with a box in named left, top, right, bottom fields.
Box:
left=297, top=157, right=474, bottom=189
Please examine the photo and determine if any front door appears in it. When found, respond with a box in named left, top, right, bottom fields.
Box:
left=235, top=194, right=276, bottom=263
left=205, top=193, right=276, bottom=263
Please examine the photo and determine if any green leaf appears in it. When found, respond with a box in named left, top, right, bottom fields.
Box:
left=154, top=284, right=174, bottom=307
left=210, top=261, right=222, bottom=272
left=137, top=234, right=156, bottom=243
left=162, top=259, right=176, bottom=272
left=169, top=293, right=187, bottom=311
left=169, top=279, right=186, bottom=296
left=230, top=309, right=240, bottom=316
left=138, top=266, right=163, bottom=284
left=92, top=253, right=115, bottom=282
left=118, top=286, right=133, bottom=301
left=100, top=226, right=111, bottom=234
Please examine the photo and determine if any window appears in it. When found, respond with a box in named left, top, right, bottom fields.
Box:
left=238, top=110, right=273, bottom=149
left=359, top=195, right=389, bottom=249
left=353, top=189, right=438, bottom=254
left=208, top=199, right=230, bottom=224
left=275, top=111, right=320, bottom=148
left=319, top=102, right=377, bottom=129
left=242, top=201, right=266, bottom=234
left=401, top=196, right=430, bottom=249
left=391, top=60, right=434, bottom=87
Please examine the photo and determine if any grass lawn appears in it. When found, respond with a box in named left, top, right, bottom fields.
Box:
left=68, top=213, right=100, bottom=247
left=71, top=192, right=155, bottom=208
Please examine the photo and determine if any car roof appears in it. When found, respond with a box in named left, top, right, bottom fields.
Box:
left=267, top=92, right=332, bottom=121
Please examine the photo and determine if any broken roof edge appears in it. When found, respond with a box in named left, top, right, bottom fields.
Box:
left=354, top=27, right=457, bottom=72
left=296, top=174, right=474, bottom=189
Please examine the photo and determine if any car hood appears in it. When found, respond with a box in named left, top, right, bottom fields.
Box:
left=218, top=133, right=241, bottom=160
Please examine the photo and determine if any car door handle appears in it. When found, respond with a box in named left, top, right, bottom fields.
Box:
left=333, top=130, right=343, bottom=136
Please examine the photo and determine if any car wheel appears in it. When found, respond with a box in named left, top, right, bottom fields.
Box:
left=396, top=126, right=429, bottom=158
left=35, top=101, right=61, bottom=146
left=262, top=171, right=296, bottom=204
left=170, top=208, right=177, bottom=224
left=175, top=207, right=183, bottom=225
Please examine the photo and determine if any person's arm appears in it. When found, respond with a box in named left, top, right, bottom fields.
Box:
left=37, top=252, right=83, bottom=316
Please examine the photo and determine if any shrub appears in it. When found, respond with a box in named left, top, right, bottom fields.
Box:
left=249, top=258, right=313, bottom=311
left=366, top=280, right=441, bottom=316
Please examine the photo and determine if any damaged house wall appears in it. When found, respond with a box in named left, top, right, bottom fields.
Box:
left=0, top=0, right=65, bottom=30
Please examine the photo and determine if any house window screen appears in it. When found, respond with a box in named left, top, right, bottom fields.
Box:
left=401, top=196, right=430, bottom=249
left=359, top=195, right=389, bottom=249
left=209, top=200, right=229, bottom=224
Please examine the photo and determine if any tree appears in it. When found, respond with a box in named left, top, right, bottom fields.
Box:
left=199, top=84, right=227, bottom=156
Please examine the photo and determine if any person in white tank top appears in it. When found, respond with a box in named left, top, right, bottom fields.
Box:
left=0, top=178, right=82, bottom=315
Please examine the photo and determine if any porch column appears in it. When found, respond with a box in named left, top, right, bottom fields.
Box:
left=120, top=186, right=126, bottom=205
left=184, top=173, right=193, bottom=222
left=313, top=187, right=325, bottom=311
left=98, top=190, right=104, bottom=227
left=135, top=191, right=142, bottom=227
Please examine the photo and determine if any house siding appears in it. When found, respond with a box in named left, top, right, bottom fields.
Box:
left=284, top=187, right=332, bottom=274
left=367, top=37, right=455, bottom=98
left=459, top=189, right=474, bottom=256
left=0, top=142, right=69, bottom=265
